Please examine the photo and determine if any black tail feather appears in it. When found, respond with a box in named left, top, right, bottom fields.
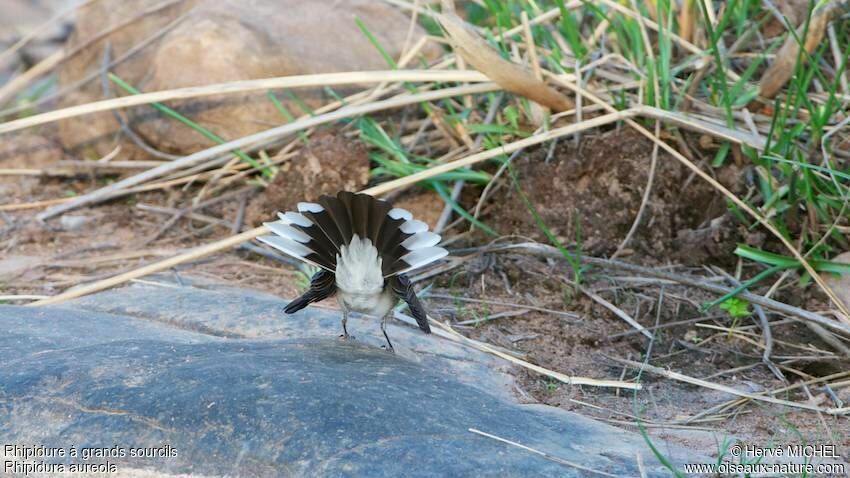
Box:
left=318, top=194, right=353, bottom=249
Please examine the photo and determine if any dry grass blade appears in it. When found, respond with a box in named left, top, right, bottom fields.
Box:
left=0, top=295, right=50, bottom=301
left=385, top=0, right=577, bottom=39
left=28, top=109, right=636, bottom=306
left=467, top=428, right=620, bottom=476
left=612, top=357, right=849, bottom=415
left=677, top=0, right=696, bottom=43
left=366, top=109, right=633, bottom=195
left=634, top=105, right=766, bottom=149
left=0, top=50, right=64, bottom=107
left=0, top=169, right=47, bottom=176
left=0, top=70, right=489, bottom=135
left=436, top=10, right=573, bottom=112
left=597, top=0, right=704, bottom=57
left=430, top=319, right=639, bottom=390
left=34, top=82, right=500, bottom=220
left=0, top=197, right=70, bottom=211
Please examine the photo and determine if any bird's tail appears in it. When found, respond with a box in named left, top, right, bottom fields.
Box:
left=258, top=191, right=448, bottom=277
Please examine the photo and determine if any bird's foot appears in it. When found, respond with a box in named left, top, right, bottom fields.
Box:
left=338, top=333, right=355, bottom=341
left=380, top=344, right=395, bottom=353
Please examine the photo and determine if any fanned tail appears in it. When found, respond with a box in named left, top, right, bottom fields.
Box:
left=258, top=191, right=448, bottom=277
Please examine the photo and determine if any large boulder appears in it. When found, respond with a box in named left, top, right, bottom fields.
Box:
left=57, top=0, right=438, bottom=157
left=0, top=279, right=702, bottom=476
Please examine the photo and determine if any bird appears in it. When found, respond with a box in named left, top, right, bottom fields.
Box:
left=257, top=191, right=448, bottom=351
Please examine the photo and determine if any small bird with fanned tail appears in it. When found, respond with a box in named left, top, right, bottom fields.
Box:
left=258, top=191, right=448, bottom=351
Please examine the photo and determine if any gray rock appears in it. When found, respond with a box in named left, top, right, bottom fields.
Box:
left=0, top=280, right=703, bottom=476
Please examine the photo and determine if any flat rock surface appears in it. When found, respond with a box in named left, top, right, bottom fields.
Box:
left=0, top=280, right=702, bottom=476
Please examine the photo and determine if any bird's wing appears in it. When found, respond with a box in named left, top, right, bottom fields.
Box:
left=389, top=274, right=431, bottom=333
left=283, top=269, right=337, bottom=314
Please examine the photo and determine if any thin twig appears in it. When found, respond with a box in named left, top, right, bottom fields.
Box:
left=0, top=0, right=98, bottom=66
left=427, top=293, right=581, bottom=321
left=35, top=82, right=502, bottom=221
left=580, top=286, right=652, bottom=339
left=714, top=268, right=786, bottom=382
left=494, top=242, right=850, bottom=338
left=454, top=308, right=531, bottom=326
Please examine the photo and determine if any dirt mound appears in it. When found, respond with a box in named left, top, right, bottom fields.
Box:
left=489, top=129, right=742, bottom=265
left=246, top=131, right=370, bottom=227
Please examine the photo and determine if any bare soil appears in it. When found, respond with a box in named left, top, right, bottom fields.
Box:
left=245, top=131, right=371, bottom=226
left=488, top=128, right=748, bottom=266
left=1, top=128, right=847, bottom=464
left=451, top=128, right=848, bottom=460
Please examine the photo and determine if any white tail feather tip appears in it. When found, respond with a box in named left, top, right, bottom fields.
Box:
left=401, top=231, right=441, bottom=250
left=388, top=208, right=413, bottom=221
left=258, top=235, right=312, bottom=258
left=277, top=211, right=313, bottom=228
left=297, top=202, right=323, bottom=213
left=400, top=246, right=448, bottom=271
left=400, top=219, right=428, bottom=234
left=264, top=221, right=311, bottom=243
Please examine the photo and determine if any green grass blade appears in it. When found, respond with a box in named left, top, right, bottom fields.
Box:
left=354, top=16, right=398, bottom=69
left=267, top=91, right=310, bottom=145
left=701, top=264, right=785, bottom=312
left=431, top=180, right=498, bottom=236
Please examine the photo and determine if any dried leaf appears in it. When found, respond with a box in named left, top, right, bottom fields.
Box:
left=758, top=0, right=850, bottom=99
left=436, top=11, right=573, bottom=113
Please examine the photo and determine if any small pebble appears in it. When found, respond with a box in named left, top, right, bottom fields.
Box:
left=60, top=215, right=89, bottom=231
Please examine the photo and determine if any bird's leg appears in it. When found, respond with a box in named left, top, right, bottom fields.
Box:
left=380, top=310, right=395, bottom=353
left=340, top=308, right=353, bottom=340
